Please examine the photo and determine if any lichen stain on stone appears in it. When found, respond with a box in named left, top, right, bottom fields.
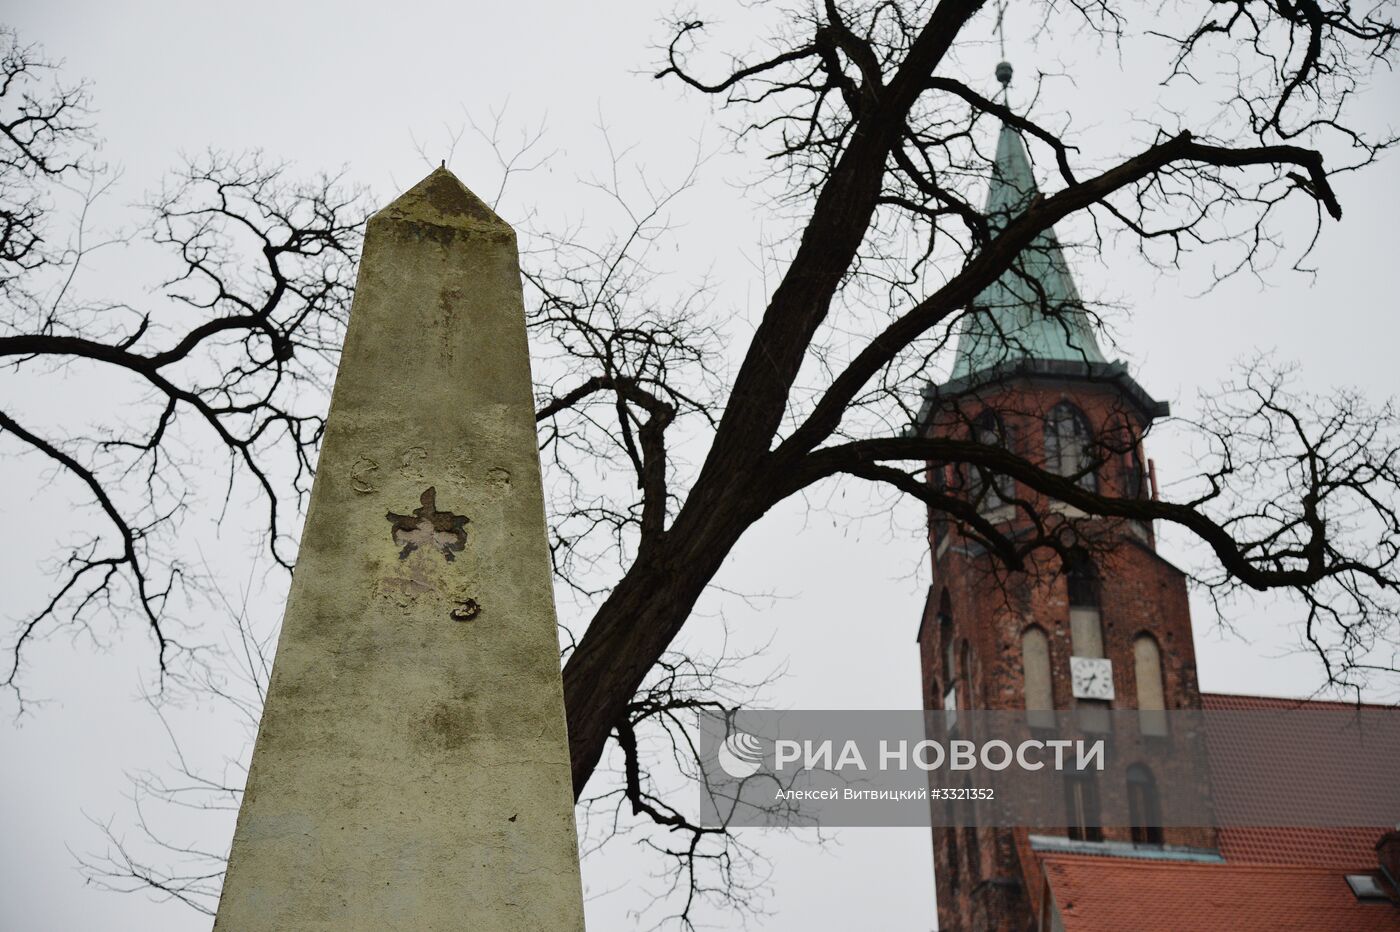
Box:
left=438, top=289, right=461, bottom=361
left=385, top=487, right=469, bottom=561
left=377, top=574, right=436, bottom=607
left=419, top=696, right=477, bottom=751
left=349, top=456, right=380, bottom=493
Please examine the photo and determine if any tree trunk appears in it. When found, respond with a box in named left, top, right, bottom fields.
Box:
left=562, top=481, right=764, bottom=797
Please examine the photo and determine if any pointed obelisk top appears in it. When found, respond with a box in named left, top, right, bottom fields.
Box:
left=375, top=165, right=513, bottom=234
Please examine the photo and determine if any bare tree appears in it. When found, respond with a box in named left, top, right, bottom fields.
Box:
left=0, top=27, right=368, bottom=706
left=555, top=0, right=1399, bottom=803
left=5, top=1, right=1400, bottom=925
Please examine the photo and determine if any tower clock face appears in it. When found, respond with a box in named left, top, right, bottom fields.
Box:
left=1070, top=656, right=1115, bottom=701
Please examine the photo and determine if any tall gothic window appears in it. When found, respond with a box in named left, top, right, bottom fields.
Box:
left=1045, top=401, right=1098, bottom=492
left=929, top=461, right=948, bottom=548
left=940, top=592, right=955, bottom=680
left=1123, top=425, right=1147, bottom=500
left=964, top=777, right=981, bottom=880
left=1067, top=550, right=1109, bottom=731
left=1064, top=771, right=1103, bottom=842
left=969, top=409, right=1012, bottom=512
left=1066, top=550, right=1104, bottom=657
left=1021, top=626, right=1055, bottom=729
left=1134, top=634, right=1168, bottom=736
left=1127, top=764, right=1165, bottom=845
left=939, top=591, right=957, bottom=721
left=945, top=796, right=960, bottom=889
left=959, top=640, right=975, bottom=712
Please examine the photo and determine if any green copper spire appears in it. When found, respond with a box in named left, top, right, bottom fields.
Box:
left=949, top=121, right=1108, bottom=380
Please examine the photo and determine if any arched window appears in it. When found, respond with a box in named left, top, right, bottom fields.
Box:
left=1127, top=764, right=1164, bottom=845
left=1022, top=626, right=1054, bottom=729
left=959, top=640, right=975, bottom=711
left=1121, top=422, right=1147, bottom=500
left=929, top=461, right=947, bottom=492
left=1064, top=771, right=1103, bottom=842
left=939, top=592, right=954, bottom=680
left=1066, top=550, right=1104, bottom=658
left=969, top=409, right=1012, bottom=512
left=939, top=591, right=957, bottom=721
left=1045, top=402, right=1098, bottom=492
left=944, top=797, right=960, bottom=889
left=1134, top=634, right=1167, bottom=736
left=928, top=461, right=948, bottom=547
left=1067, top=550, right=1109, bottom=730
left=964, top=777, right=981, bottom=880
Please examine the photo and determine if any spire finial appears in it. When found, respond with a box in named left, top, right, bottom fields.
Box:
left=994, top=0, right=1008, bottom=59
left=993, top=0, right=1012, bottom=99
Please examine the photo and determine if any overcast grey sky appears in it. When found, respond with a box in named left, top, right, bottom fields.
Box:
left=2, top=1, right=1397, bottom=930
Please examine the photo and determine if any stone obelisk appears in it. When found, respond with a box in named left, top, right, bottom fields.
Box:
left=214, top=168, right=586, bottom=931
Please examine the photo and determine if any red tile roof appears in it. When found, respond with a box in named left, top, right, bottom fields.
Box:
left=1200, top=692, right=1396, bottom=870
left=1041, top=854, right=1400, bottom=931
left=1029, top=693, right=1400, bottom=930
left=1218, top=826, right=1383, bottom=869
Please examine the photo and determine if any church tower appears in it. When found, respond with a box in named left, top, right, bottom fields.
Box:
left=914, top=71, right=1216, bottom=931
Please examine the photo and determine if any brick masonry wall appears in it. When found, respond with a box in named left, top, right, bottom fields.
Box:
left=916, top=377, right=1217, bottom=931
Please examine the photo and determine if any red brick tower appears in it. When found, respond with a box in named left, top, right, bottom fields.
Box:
left=914, top=113, right=1216, bottom=931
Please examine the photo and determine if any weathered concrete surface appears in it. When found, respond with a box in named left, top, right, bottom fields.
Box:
left=214, top=168, right=586, bottom=931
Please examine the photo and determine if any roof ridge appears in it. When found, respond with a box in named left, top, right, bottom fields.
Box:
left=1202, top=691, right=1399, bottom=710
left=1042, top=854, right=1370, bottom=875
